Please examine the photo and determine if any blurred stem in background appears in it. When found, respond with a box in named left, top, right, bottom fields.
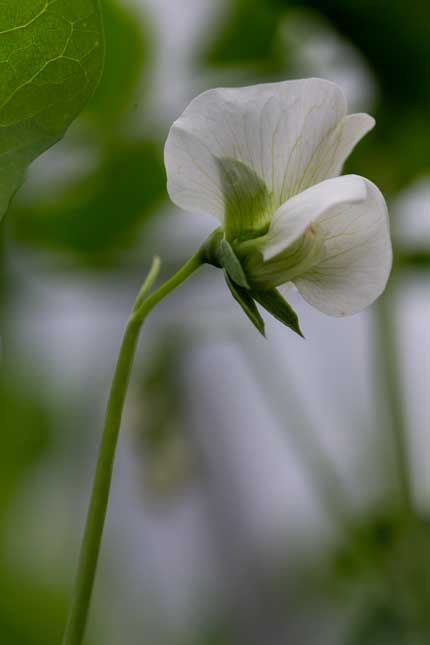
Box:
left=62, top=251, right=204, bottom=645
left=239, top=333, right=352, bottom=530
left=374, top=282, right=414, bottom=516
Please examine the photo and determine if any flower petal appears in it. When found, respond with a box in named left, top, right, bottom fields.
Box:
left=164, top=78, right=373, bottom=224
left=164, top=126, right=226, bottom=220
left=260, top=174, right=368, bottom=261
left=295, top=178, right=392, bottom=316
left=300, top=113, right=375, bottom=189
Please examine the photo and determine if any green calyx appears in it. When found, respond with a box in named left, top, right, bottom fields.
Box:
left=218, top=157, right=273, bottom=242
left=199, top=157, right=307, bottom=338
left=208, top=157, right=324, bottom=292
left=236, top=225, right=325, bottom=290
left=201, top=229, right=249, bottom=287
left=201, top=229, right=303, bottom=338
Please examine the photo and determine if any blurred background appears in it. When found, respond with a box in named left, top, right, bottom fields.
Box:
left=0, top=0, right=429, bottom=643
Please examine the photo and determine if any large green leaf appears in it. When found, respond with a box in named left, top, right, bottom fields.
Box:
left=0, top=0, right=105, bottom=221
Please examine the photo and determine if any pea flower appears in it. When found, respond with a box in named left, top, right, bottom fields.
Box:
left=61, top=80, right=393, bottom=644
left=165, top=78, right=392, bottom=335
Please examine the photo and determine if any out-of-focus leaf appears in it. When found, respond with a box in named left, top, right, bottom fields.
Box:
left=346, top=606, right=419, bottom=645
left=345, top=111, right=430, bottom=196
left=396, top=250, right=430, bottom=271
left=87, top=0, right=148, bottom=130
left=10, top=139, right=166, bottom=262
left=0, top=377, right=52, bottom=511
left=204, top=0, right=430, bottom=105
left=286, top=0, right=430, bottom=107
left=327, top=512, right=430, bottom=644
left=0, top=0, right=105, bottom=221
left=0, top=575, right=69, bottom=645
left=200, top=0, right=283, bottom=72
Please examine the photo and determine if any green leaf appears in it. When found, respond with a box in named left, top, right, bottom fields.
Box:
left=0, top=0, right=105, bottom=221
left=218, top=238, right=249, bottom=288
left=252, top=288, right=304, bottom=337
left=225, top=272, right=265, bottom=337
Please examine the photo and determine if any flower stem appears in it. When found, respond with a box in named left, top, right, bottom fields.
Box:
left=62, top=250, right=204, bottom=645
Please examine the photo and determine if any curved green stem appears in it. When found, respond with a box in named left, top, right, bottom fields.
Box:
left=133, top=255, right=162, bottom=312
left=62, top=250, right=204, bottom=645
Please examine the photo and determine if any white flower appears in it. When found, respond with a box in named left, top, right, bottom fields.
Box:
left=165, top=78, right=392, bottom=319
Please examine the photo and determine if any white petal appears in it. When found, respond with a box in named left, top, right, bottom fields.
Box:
left=302, top=113, right=375, bottom=187
left=295, top=178, right=392, bottom=316
left=279, top=282, right=295, bottom=296
left=164, top=126, right=226, bottom=220
left=164, top=78, right=373, bottom=222
left=261, top=175, right=367, bottom=261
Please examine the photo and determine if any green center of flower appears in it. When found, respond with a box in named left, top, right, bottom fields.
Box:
left=218, top=157, right=273, bottom=242
left=236, top=223, right=326, bottom=289
left=215, top=157, right=326, bottom=291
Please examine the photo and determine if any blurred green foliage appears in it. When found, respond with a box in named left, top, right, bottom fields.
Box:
left=204, top=0, right=430, bottom=105
left=11, top=139, right=165, bottom=262
left=0, top=376, right=52, bottom=516
left=287, top=0, right=429, bottom=106
left=203, top=0, right=284, bottom=73
left=331, top=513, right=430, bottom=644
left=0, top=376, right=68, bottom=645
left=87, top=0, right=148, bottom=132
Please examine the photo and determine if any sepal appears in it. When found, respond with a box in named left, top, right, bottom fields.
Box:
left=202, top=230, right=249, bottom=288
left=219, top=239, right=250, bottom=288
left=225, top=273, right=265, bottom=337
left=252, top=288, right=304, bottom=338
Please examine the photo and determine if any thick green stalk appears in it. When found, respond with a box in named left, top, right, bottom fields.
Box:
left=62, top=250, right=203, bottom=645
